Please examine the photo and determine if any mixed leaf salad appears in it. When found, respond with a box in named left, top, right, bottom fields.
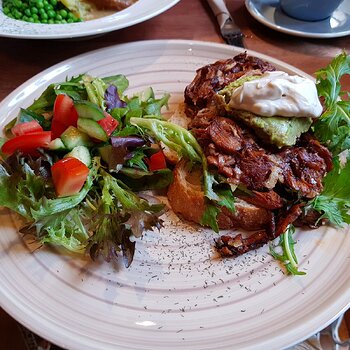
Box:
left=0, top=52, right=349, bottom=274
left=0, top=73, right=174, bottom=267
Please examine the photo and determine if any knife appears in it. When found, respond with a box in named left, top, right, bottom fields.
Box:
left=207, top=0, right=245, bottom=48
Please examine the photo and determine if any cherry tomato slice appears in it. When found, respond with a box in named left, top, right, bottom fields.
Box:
left=51, top=157, right=90, bottom=197
left=52, top=94, right=78, bottom=138
left=11, top=120, right=43, bottom=136
left=1, top=131, right=52, bottom=156
left=51, top=119, right=68, bottom=140
left=147, top=150, right=167, bottom=171
left=97, top=112, right=119, bottom=137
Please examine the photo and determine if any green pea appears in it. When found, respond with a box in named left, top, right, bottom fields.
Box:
left=50, top=0, right=57, bottom=6
left=3, top=7, right=10, bottom=14
left=27, top=16, right=34, bottom=22
left=13, top=0, right=23, bottom=8
left=32, top=13, right=39, bottom=20
left=48, top=18, right=54, bottom=24
left=40, top=12, right=48, bottom=19
left=24, top=8, right=31, bottom=16
left=36, top=1, right=44, bottom=9
left=41, top=19, right=48, bottom=23
left=59, top=9, right=67, bottom=18
left=47, top=9, right=55, bottom=18
left=13, top=10, right=22, bottom=19
left=67, top=18, right=73, bottom=23
left=55, top=14, right=62, bottom=20
left=43, top=4, right=51, bottom=11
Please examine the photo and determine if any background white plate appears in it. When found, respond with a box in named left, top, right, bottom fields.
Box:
left=0, top=0, right=180, bottom=39
left=0, top=40, right=349, bottom=350
left=245, top=0, right=350, bottom=38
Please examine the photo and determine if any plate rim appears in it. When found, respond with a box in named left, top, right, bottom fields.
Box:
left=0, top=39, right=349, bottom=350
left=245, top=0, right=350, bottom=39
left=0, top=0, right=181, bottom=39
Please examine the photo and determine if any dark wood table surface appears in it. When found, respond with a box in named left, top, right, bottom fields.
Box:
left=0, top=0, right=350, bottom=348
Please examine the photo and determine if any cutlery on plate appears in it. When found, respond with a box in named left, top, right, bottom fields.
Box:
left=207, top=0, right=245, bottom=48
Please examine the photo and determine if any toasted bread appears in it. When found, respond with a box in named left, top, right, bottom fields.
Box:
left=167, top=160, right=272, bottom=231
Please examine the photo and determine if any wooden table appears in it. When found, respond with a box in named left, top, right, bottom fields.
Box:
left=0, top=0, right=349, bottom=348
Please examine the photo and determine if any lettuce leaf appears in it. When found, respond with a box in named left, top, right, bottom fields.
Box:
left=308, top=156, right=350, bottom=226
left=269, top=225, right=306, bottom=276
left=313, top=52, right=350, bottom=155
left=86, top=169, right=164, bottom=266
left=130, top=117, right=236, bottom=231
left=307, top=52, right=350, bottom=226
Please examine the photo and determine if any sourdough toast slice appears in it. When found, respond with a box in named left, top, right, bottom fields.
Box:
left=167, top=160, right=272, bottom=231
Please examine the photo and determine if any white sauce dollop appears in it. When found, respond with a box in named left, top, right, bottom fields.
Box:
left=227, top=71, right=323, bottom=118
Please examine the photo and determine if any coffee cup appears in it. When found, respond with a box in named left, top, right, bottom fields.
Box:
left=280, top=0, right=344, bottom=21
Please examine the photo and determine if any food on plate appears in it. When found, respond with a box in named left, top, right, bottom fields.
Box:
left=2, top=0, right=137, bottom=24
left=0, top=52, right=349, bottom=275
left=0, top=73, right=171, bottom=267
left=164, top=52, right=349, bottom=274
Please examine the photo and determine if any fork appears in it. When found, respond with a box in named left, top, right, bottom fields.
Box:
left=207, top=0, right=245, bottom=48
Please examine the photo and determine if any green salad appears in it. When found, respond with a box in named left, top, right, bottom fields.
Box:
left=0, top=73, right=178, bottom=267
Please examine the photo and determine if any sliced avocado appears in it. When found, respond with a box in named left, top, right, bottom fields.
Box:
left=77, top=118, right=108, bottom=142
left=65, top=145, right=91, bottom=167
left=48, top=138, right=67, bottom=151
left=234, top=110, right=312, bottom=148
left=60, top=126, right=93, bottom=150
left=74, top=101, right=105, bottom=121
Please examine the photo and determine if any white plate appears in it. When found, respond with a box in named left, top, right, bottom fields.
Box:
left=245, top=0, right=350, bottom=38
left=0, top=0, right=180, bottom=39
left=0, top=40, right=350, bottom=350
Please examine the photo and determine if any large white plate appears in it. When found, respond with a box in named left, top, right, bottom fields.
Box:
left=0, top=0, right=180, bottom=39
left=0, top=40, right=349, bottom=350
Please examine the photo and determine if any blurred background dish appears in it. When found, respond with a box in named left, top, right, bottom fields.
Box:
left=0, top=0, right=180, bottom=39
left=245, top=0, right=350, bottom=38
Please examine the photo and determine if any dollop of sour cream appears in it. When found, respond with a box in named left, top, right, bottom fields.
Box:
left=227, top=71, right=323, bottom=118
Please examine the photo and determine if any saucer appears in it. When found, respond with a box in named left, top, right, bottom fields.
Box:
left=245, top=0, right=350, bottom=38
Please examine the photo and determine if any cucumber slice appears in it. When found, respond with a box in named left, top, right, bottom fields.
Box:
left=98, top=144, right=113, bottom=164
left=77, top=118, right=108, bottom=142
left=74, top=101, right=105, bottom=121
left=65, top=145, right=91, bottom=167
left=48, top=138, right=67, bottom=151
left=61, top=126, right=93, bottom=150
left=138, top=87, right=154, bottom=102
